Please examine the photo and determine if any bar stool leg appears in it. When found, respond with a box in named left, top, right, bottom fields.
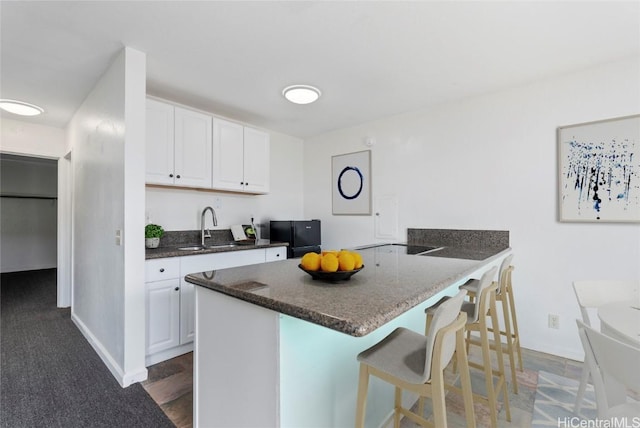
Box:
left=499, top=292, right=519, bottom=394
left=506, top=283, right=523, bottom=371
left=355, top=364, right=369, bottom=428
left=479, top=313, right=499, bottom=428
left=394, top=387, right=402, bottom=428
left=456, top=328, right=477, bottom=428
left=490, top=294, right=511, bottom=422
left=431, top=368, right=447, bottom=428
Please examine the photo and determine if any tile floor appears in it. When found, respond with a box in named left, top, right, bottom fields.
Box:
left=142, top=346, right=583, bottom=428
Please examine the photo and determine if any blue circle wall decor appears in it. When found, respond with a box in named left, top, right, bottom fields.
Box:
left=337, top=166, right=363, bottom=200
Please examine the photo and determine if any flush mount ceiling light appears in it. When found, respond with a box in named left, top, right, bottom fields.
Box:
left=0, top=99, right=44, bottom=116
left=282, top=85, right=321, bottom=105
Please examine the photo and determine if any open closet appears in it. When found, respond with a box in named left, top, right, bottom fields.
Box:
left=0, top=153, right=58, bottom=273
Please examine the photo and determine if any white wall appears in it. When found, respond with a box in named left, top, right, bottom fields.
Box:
left=0, top=117, right=67, bottom=158
left=0, top=156, right=57, bottom=272
left=145, top=129, right=304, bottom=236
left=67, top=47, right=147, bottom=387
left=303, top=57, right=640, bottom=360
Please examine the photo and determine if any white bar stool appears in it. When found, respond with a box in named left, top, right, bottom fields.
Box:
left=460, top=254, right=522, bottom=394
left=355, top=290, right=474, bottom=428
left=429, top=266, right=510, bottom=428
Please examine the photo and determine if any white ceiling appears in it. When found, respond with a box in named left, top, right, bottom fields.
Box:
left=1, top=1, right=639, bottom=139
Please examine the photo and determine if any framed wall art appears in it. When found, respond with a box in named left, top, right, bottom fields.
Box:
left=558, top=114, right=640, bottom=222
left=332, top=150, right=371, bottom=215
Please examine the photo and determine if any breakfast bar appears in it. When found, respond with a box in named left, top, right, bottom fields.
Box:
left=187, top=241, right=510, bottom=427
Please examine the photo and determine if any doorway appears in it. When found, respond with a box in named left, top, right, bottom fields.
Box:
left=0, top=153, right=61, bottom=297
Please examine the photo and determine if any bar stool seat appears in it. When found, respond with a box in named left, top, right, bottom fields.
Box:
left=358, top=328, right=428, bottom=384
left=355, top=290, right=475, bottom=428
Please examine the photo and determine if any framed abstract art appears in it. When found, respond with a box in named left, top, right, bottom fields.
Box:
left=558, top=114, right=640, bottom=222
left=332, top=150, right=371, bottom=215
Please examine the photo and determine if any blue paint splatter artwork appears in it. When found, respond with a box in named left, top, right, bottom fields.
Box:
left=559, top=115, right=640, bottom=222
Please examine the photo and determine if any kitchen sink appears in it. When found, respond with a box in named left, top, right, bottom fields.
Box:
left=207, top=243, right=238, bottom=249
left=177, top=243, right=239, bottom=251
left=177, top=246, right=205, bottom=251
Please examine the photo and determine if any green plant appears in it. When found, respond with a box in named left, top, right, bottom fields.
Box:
left=145, top=224, right=164, bottom=239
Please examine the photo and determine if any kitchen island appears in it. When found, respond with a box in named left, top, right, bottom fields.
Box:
left=187, top=243, right=510, bottom=427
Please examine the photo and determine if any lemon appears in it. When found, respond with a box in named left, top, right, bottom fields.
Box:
left=320, top=253, right=339, bottom=272
left=321, top=250, right=338, bottom=256
left=351, top=251, right=363, bottom=269
left=301, top=252, right=321, bottom=271
left=338, top=252, right=356, bottom=271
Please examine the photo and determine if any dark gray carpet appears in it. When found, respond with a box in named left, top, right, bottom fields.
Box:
left=1, top=269, right=174, bottom=428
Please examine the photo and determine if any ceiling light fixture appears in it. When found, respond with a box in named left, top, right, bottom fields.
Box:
left=282, top=85, right=321, bottom=105
left=0, top=99, right=44, bottom=116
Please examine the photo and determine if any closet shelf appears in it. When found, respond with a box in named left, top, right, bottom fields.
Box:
left=0, top=194, right=57, bottom=200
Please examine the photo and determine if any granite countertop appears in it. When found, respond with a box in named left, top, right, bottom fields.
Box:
left=186, top=244, right=511, bottom=337
left=146, top=239, right=288, bottom=260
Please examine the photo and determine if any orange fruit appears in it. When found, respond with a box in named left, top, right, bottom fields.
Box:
left=320, top=253, right=339, bottom=272
left=351, top=251, right=363, bottom=269
left=338, top=252, right=356, bottom=271
left=300, top=252, right=321, bottom=271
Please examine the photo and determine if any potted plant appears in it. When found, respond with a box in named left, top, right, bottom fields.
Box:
left=145, top=224, right=164, bottom=249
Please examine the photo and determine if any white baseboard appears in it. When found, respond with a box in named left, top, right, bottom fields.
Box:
left=123, top=367, right=148, bottom=387
left=71, top=312, right=145, bottom=388
left=522, top=341, right=584, bottom=362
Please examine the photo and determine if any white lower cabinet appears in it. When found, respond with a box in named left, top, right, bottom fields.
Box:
left=145, top=247, right=287, bottom=366
left=146, top=278, right=181, bottom=355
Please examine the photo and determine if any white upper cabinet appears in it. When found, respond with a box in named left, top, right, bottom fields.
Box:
left=145, top=99, right=175, bottom=185
left=147, top=97, right=269, bottom=194
left=243, top=126, right=270, bottom=194
left=212, top=117, right=270, bottom=194
left=145, top=99, right=212, bottom=188
left=174, top=107, right=212, bottom=188
left=212, top=118, right=244, bottom=192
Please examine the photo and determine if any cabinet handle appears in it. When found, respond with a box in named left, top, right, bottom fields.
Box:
left=276, top=254, right=280, bottom=257
left=174, top=287, right=179, bottom=291
left=159, top=268, right=165, bottom=272
left=240, top=182, right=244, bottom=185
left=169, top=174, right=174, bottom=178
left=176, top=174, right=181, bottom=179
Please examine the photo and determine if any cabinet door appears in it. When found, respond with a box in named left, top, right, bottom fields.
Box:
left=180, top=278, right=195, bottom=344
left=212, top=118, right=244, bottom=191
left=243, top=127, right=270, bottom=194
left=146, top=99, right=175, bottom=185
left=146, top=279, right=180, bottom=355
left=174, top=107, right=212, bottom=188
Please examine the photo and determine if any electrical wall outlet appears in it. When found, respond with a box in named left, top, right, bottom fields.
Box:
left=548, top=314, right=560, bottom=329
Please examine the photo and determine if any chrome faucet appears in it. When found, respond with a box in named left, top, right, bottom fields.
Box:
left=201, top=206, right=218, bottom=247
